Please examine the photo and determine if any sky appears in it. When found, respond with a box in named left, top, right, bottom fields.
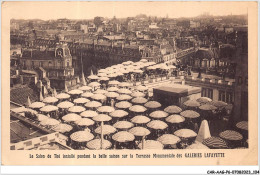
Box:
left=3, top=1, right=250, bottom=20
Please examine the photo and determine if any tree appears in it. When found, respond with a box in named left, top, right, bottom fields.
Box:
left=94, top=16, right=103, bottom=28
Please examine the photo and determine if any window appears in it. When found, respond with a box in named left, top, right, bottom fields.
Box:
left=219, top=90, right=234, bottom=104
left=201, top=88, right=213, bottom=99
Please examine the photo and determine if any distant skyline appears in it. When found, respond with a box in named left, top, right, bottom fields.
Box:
left=5, top=1, right=249, bottom=20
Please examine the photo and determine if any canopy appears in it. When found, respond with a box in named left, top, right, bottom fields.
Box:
left=174, top=129, right=197, bottom=138
left=81, top=92, right=94, bottom=98
left=29, top=102, right=45, bottom=109
left=40, top=105, right=58, bottom=112
left=62, top=113, right=82, bottom=122
left=110, top=110, right=128, bottom=118
left=93, top=114, right=112, bottom=122
left=219, top=130, right=243, bottom=141
left=166, top=115, right=185, bottom=124
left=135, top=85, right=148, bottom=91
left=202, top=137, right=228, bottom=149
left=144, top=101, right=162, bottom=109
left=129, top=105, right=147, bottom=113
left=75, top=118, right=95, bottom=126
left=131, top=97, right=148, bottom=104
left=91, top=94, right=106, bottom=101
left=108, top=80, right=120, bottom=85
left=53, top=123, right=73, bottom=133
left=56, top=93, right=70, bottom=100
left=129, top=127, right=151, bottom=137
left=73, top=98, right=90, bottom=104
left=147, top=120, right=168, bottom=130
left=68, top=89, right=84, bottom=95
left=113, top=121, right=134, bottom=129
left=43, top=97, right=58, bottom=103
left=97, top=106, right=115, bottom=113
left=157, top=134, right=181, bottom=145
left=95, top=125, right=116, bottom=135
left=117, top=88, right=132, bottom=94
left=57, top=101, right=74, bottom=109
left=36, top=114, right=50, bottom=121
left=85, top=101, right=102, bottom=108
left=118, top=82, right=131, bottom=87
left=88, top=75, right=99, bottom=80
left=116, top=94, right=132, bottom=101
left=164, top=105, right=182, bottom=114
left=40, top=118, right=60, bottom=126
left=183, top=100, right=200, bottom=107
left=180, top=110, right=200, bottom=119
left=107, top=87, right=119, bottom=92
left=236, top=121, right=248, bottom=131
left=149, top=110, right=168, bottom=119
left=105, top=92, right=119, bottom=98
left=68, top=106, right=85, bottom=113
left=115, top=101, right=132, bottom=109
left=131, top=115, right=151, bottom=124
left=99, top=77, right=109, bottom=81
left=196, top=97, right=212, bottom=103
left=208, top=101, right=228, bottom=108
left=199, top=104, right=217, bottom=111
left=80, top=110, right=99, bottom=118
left=131, top=91, right=145, bottom=97
left=112, top=131, right=135, bottom=143
left=70, top=131, right=94, bottom=142
left=88, top=82, right=101, bottom=87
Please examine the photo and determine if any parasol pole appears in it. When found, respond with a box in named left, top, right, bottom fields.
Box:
left=101, top=121, right=104, bottom=150
left=142, top=136, right=145, bottom=150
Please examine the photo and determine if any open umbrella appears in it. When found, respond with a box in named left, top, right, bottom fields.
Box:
left=75, top=118, right=95, bottom=126
left=40, top=105, right=58, bottom=112
left=145, top=101, right=162, bottom=109
left=199, top=104, right=217, bottom=111
left=108, top=80, right=120, bottom=85
left=68, top=89, right=84, bottom=95
left=236, top=121, right=248, bottom=131
left=165, top=115, right=185, bottom=124
left=174, top=129, right=197, bottom=138
left=133, top=69, right=143, bottom=73
left=131, top=91, right=145, bottom=97
left=129, top=127, right=150, bottom=137
left=112, top=131, right=135, bottom=143
left=115, top=101, right=132, bottom=109
left=147, top=120, right=168, bottom=130
left=80, top=110, right=98, bottom=118
left=62, top=113, right=82, bottom=122
left=85, top=101, right=102, bottom=108
left=57, top=101, right=74, bottom=109
left=138, top=140, right=163, bottom=150
left=183, top=100, right=200, bottom=107
left=86, top=139, right=112, bottom=150
left=11, top=106, right=28, bottom=113
left=81, top=92, right=94, bottom=98
left=140, top=59, right=148, bottom=63
left=43, top=97, right=58, bottom=104
left=99, top=77, right=109, bottom=81
left=117, top=88, right=132, bottom=94
left=56, top=93, right=70, bottom=100
left=97, top=106, right=115, bottom=113
left=40, top=118, right=60, bottom=126
left=29, top=102, right=45, bottom=109
left=93, top=114, right=112, bottom=122
left=196, top=97, right=212, bottom=104
left=131, top=97, right=148, bottom=104
left=70, top=131, right=94, bottom=142
left=95, top=125, right=117, bottom=135
left=116, top=94, right=132, bottom=101
left=88, top=82, right=101, bottom=88
left=157, top=134, right=181, bottom=145
left=202, top=137, right=228, bottom=149
left=149, top=110, right=168, bottom=119
left=36, top=114, right=50, bottom=121
left=186, top=142, right=209, bottom=149
left=68, top=106, right=85, bottom=113
left=164, top=105, right=182, bottom=114
left=107, top=87, right=119, bottom=92
left=97, top=72, right=107, bottom=77
left=98, top=69, right=107, bottom=73
left=219, top=130, right=243, bottom=141
left=180, top=110, right=200, bottom=119
left=105, top=92, right=119, bottom=98
left=110, top=110, right=128, bottom=118
left=73, top=98, right=90, bottom=104
left=53, top=123, right=73, bottom=133
left=131, top=115, right=151, bottom=124
left=113, top=121, right=134, bottom=129
left=91, top=94, right=106, bottom=101
left=208, top=101, right=228, bottom=108
left=94, top=89, right=108, bottom=94
left=129, top=105, right=147, bottom=113
left=78, top=86, right=92, bottom=91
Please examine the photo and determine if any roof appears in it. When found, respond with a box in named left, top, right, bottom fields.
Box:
left=154, top=84, right=201, bottom=97
left=10, top=85, right=39, bottom=106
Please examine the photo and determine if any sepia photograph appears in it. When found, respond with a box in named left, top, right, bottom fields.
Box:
left=1, top=1, right=258, bottom=167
